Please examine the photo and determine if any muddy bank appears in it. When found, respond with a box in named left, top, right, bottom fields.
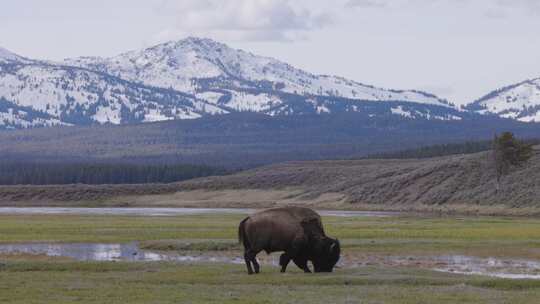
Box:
left=341, top=254, right=540, bottom=280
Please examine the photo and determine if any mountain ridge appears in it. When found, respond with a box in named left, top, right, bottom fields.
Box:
left=65, top=37, right=452, bottom=107
left=0, top=37, right=466, bottom=129
left=0, top=46, right=25, bottom=63
left=1, top=37, right=539, bottom=129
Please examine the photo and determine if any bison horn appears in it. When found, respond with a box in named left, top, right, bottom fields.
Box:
left=330, top=242, right=336, bottom=252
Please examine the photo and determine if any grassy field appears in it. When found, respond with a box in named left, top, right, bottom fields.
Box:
left=1, top=213, right=540, bottom=303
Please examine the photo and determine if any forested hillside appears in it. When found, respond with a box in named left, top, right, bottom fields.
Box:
left=1, top=112, right=540, bottom=168
left=0, top=162, right=228, bottom=185
left=4, top=137, right=539, bottom=186
left=365, top=139, right=540, bottom=159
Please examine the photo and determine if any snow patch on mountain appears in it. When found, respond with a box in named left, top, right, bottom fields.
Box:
left=390, top=105, right=463, bottom=121
left=391, top=106, right=413, bottom=118
left=468, top=78, right=540, bottom=122
left=93, top=105, right=122, bottom=124
left=0, top=101, right=69, bottom=129
left=225, top=91, right=283, bottom=112
left=0, top=111, right=66, bottom=129
left=195, top=91, right=224, bottom=105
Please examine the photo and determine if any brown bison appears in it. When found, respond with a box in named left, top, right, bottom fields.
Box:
left=238, top=206, right=340, bottom=274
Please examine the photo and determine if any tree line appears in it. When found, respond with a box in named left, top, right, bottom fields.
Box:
left=365, top=138, right=539, bottom=160
left=365, top=140, right=494, bottom=159
left=0, top=162, right=229, bottom=185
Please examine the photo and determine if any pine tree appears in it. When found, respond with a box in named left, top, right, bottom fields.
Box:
left=492, top=132, right=533, bottom=190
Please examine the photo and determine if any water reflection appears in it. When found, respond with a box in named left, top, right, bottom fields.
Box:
left=0, top=242, right=244, bottom=263
left=2, top=242, right=539, bottom=280
left=432, top=255, right=540, bottom=279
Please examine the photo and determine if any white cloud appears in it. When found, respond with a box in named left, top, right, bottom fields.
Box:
left=495, top=0, right=540, bottom=15
left=345, top=0, right=387, bottom=8
left=154, top=0, right=333, bottom=43
left=345, top=0, right=540, bottom=15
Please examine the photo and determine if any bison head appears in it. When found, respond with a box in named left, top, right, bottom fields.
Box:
left=312, top=238, right=340, bottom=272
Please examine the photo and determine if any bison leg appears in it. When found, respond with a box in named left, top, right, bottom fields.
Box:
left=252, top=255, right=261, bottom=274
left=279, top=253, right=291, bottom=273
left=244, top=251, right=254, bottom=275
left=244, top=249, right=260, bottom=274
left=293, top=257, right=311, bottom=273
left=286, top=235, right=311, bottom=273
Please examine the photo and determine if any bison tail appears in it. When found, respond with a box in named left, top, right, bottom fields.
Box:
left=238, top=217, right=250, bottom=248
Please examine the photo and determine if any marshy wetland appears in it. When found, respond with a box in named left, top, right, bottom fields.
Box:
left=1, top=209, right=540, bottom=303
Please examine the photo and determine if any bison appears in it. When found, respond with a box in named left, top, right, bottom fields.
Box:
left=238, top=206, right=340, bottom=274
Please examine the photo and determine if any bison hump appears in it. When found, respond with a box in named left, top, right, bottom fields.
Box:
left=300, top=217, right=325, bottom=236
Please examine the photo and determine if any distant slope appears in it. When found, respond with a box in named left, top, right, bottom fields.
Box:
left=1, top=145, right=538, bottom=215
left=178, top=145, right=540, bottom=212
left=364, top=139, right=540, bottom=159
left=0, top=161, right=228, bottom=185
left=1, top=112, right=540, bottom=168
left=466, top=78, right=540, bottom=122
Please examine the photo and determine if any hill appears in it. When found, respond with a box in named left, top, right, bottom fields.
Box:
left=1, top=145, right=538, bottom=215
left=177, top=145, right=540, bottom=212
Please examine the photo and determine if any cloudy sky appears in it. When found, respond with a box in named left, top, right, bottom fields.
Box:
left=1, top=0, right=540, bottom=105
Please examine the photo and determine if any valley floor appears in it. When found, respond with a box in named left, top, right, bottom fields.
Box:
left=1, top=212, right=540, bottom=303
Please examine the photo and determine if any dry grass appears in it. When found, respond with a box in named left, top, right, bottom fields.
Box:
left=0, top=147, right=538, bottom=216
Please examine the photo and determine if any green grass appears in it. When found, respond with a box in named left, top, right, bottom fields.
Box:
left=1, top=213, right=540, bottom=303
left=0, top=214, right=241, bottom=243
left=1, top=214, right=539, bottom=258
left=1, top=261, right=540, bottom=304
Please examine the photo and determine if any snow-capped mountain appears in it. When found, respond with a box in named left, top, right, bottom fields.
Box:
left=1, top=37, right=471, bottom=129
left=0, top=59, right=224, bottom=129
left=66, top=37, right=451, bottom=108
left=466, top=78, right=540, bottom=122
left=0, top=47, right=25, bottom=63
